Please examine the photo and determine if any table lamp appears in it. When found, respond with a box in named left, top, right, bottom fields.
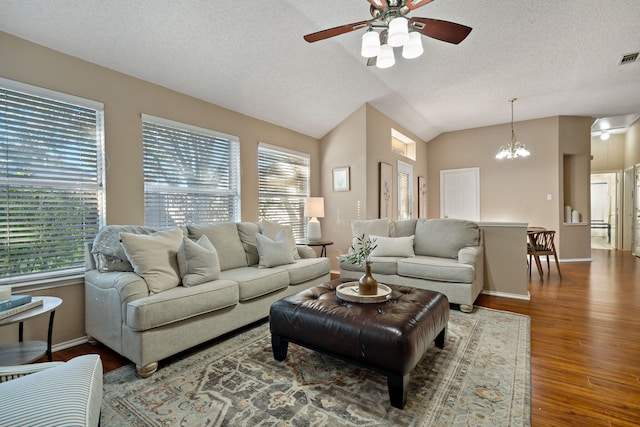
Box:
left=304, top=197, right=324, bottom=241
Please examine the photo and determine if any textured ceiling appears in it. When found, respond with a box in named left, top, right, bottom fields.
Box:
left=1, top=0, right=640, bottom=141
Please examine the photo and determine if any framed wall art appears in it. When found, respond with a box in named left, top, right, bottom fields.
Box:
left=379, top=162, right=392, bottom=219
left=333, top=166, right=350, bottom=192
left=418, top=176, right=427, bottom=218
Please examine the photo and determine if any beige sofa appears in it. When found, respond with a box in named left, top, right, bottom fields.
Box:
left=85, top=220, right=330, bottom=377
left=339, top=218, right=483, bottom=312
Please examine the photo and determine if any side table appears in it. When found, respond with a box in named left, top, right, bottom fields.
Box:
left=296, top=240, right=333, bottom=257
left=0, top=296, right=62, bottom=365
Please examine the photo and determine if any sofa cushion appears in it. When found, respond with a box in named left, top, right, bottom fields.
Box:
left=255, top=232, right=295, bottom=268
left=391, top=219, right=417, bottom=237
left=219, top=267, right=289, bottom=301
left=177, top=235, right=221, bottom=287
left=370, top=235, right=415, bottom=257
left=237, top=222, right=260, bottom=266
left=259, top=220, right=300, bottom=260
left=125, top=280, right=239, bottom=331
left=92, top=225, right=156, bottom=272
left=276, top=257, right=331, bottom=285
left=351, top=219, right=391, bottom=238
left=339, top=256, right=400, bottom=275
left=414, top=219, right=480, bottom=259
left=398, top=256, right=475, bottom=283
left=119, top=228, right=183, bottom=294
left=188, top=223, right=248, bottom=271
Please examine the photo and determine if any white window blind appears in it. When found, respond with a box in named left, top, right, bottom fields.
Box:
left=258, top=143, right=309, bottom=239
left=142, top=114, right=241, bottom=228
left=0, top=79, right=105, bottom=284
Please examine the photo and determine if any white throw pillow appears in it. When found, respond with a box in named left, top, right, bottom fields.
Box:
left=119, top=228, right=183, bottom=294
left=177, top=235, right=221, bottom=287
left=369, top=235, right=415, bottom=258
left=259, top=220, right=300, bottom=260
left=255, top=232, right=295, bottom=268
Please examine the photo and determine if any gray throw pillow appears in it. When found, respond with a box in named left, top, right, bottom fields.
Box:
left=177, top=235, right=220, bottom=287
left=369, top=235, right=415, bottom=257
left=188, top=223, right=248, bottom=271
left=237, top=222, right=260, bottom=266
left=255, top=232, right=295, bottom=268
left=259, top=220, right=300, bottom=260
left=119, top=228, right=183, bottom=294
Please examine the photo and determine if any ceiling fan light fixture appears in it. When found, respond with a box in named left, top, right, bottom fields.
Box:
left=376, top=44, right=395, bottom=68
left=402, top=31, right=423, bottom=59
left=387, top=17, right=409, bottom=47
left=361, top=30, right=381, bottom=58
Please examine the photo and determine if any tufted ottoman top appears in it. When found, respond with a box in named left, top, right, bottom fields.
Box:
left=269, top=279, right=449, bottom=376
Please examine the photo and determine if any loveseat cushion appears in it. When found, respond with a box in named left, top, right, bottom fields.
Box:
left=339, top=256, right=400, bottom=275
left=188, top=223, right=248, bottom=271
left=276, top=257, right=331, bottom=285
left=125, top=280, right=239, bottom=331
left=398, top=256, right=475, bottom=283
left=391, top=219, right=417, bottom=237
left=351, top=218, right=391, bottom=238
left=414, top=218, right=480, bottom=259
left=219, top=267, right=289, bottom=301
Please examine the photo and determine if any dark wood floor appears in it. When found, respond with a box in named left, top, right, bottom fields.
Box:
left=51, top=249, right=640, bottom=426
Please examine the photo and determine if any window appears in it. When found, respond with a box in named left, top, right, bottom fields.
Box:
left=1, top=78, right=105, bottom=284
left=391, top=128, right=416, bottom=161
left=398, top=160, right=413, bottom=220
left=142, top=114, right=241, bottom=228
left=258, top=143, right=310, bottom=239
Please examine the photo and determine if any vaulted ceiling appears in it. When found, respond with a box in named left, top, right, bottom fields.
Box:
left=2, top=0, right=639, bottom=141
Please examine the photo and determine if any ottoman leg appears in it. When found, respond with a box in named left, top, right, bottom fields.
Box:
left=435, top=327, right=446, bottom=349
left=387, top=373, right=409, bottom=409
left=271, top=334, right=289, bottom=361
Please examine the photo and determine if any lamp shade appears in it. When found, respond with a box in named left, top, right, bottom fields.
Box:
left=376, top=44, right=395, bottom=69
left=402, top=31, right=423, bottom=59
left=361, top=31, right=381, bottom=58
left=304, top=197, right=324, bottom=218
left=387, top=17, right=409, bottom=47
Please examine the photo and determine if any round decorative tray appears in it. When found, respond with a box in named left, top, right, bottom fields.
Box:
left=336, top=282, right=392, bottom=303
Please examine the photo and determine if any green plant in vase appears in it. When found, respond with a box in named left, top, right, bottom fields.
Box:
left=339, top=234, right=378, bottom=295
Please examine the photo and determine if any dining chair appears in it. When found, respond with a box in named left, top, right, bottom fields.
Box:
left=527, top=230, right=561, bottom=280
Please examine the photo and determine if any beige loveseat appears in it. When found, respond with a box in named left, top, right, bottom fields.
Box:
left=339, top=218, right=483, bottom=312
left=85, top=220, right=330, bottom=377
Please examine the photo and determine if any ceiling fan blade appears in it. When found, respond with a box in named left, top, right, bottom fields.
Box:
left=404, top=0, right=434, bottom=10
left=304, top=20, right=371, bottom=43
left=367, top=0, right=388, bottom=8
left=409, top=17, right=472, bottom=44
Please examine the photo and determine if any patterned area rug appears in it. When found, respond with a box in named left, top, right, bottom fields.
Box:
left=102, top=307, right=530, bottom=426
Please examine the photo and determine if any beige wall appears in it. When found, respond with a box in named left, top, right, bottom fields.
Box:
left=427, top=115, right=592, bottom=260
left=591, top=133, right=626, bottom=171
left=320, top=104, right=428, bottom=270
left=625, top=120, right=640, bottom=169
left=0, top=32, right=322, bottom=346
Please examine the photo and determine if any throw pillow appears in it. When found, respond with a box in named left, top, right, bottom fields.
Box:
left=369, top=235, right=415, bottom=257
left=119, top=228, right=183, bottom=294
left=91, top=225, right=156, bottom=272
left=177, top=235, right=221, bottom=287
left=255, top=232, right=295, bottom=268
left=237, top=222, right=260, bottom=266
left=259, top=219, right=300, bottom=260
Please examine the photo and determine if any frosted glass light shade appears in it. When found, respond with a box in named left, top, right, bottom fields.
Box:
left=376, top=44, right=395, bottom=69
left=361, top=31, right=381, bottom=58
left=402, top=32, right=423, bottom=59
left=387, top=17, right=409, bottom=47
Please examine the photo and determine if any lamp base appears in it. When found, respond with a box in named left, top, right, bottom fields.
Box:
left=307, top=218, right=322, bottom=242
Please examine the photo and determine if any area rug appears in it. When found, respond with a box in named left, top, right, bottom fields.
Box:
left=101, top=307, right=530, bottom=426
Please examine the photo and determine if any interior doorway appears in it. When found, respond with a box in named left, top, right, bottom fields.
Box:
left=590, top=172, right=619, bottom=249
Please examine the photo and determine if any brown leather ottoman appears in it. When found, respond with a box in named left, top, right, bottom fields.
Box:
left=269, top=279, right=449, bottom=409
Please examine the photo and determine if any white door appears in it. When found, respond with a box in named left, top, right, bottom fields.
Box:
left=622, top=167, right=633, bottom=251
left=440, top=167, right=480, bottom=221
left=633, top=165, right=640, bottom=257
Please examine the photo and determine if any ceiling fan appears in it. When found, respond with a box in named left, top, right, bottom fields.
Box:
left=303, top=0, right=472, bottom=68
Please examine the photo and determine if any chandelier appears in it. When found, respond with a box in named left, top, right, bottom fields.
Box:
left=495, top=98, right=531, bottom=160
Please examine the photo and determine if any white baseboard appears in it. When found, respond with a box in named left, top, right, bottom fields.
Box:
left=559, top=258, right=592, bottom=263
left=51, top=336, right=89, bottom=353
left=481, top=290, right=531, bottom=301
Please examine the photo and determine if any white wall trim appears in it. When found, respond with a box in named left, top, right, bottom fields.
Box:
left=51, top=336, right=89, bottom=353
left=559, top=258, right=592, bottom=263
left=481, top=290, right=531, bottom=301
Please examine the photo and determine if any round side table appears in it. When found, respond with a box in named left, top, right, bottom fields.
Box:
left=296, top=240, right=334, bottom=257
left=0, top=296, right=62, bottom=365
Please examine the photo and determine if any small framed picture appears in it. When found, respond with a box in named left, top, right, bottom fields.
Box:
left=333, top=166, right=350, bottom=192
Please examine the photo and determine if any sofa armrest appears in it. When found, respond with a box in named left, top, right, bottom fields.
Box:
left=85, top=270, right=149, bottom=304
left=458, top=246, right=483, bottom=266
left=297, top=245, right=317, bottom=259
